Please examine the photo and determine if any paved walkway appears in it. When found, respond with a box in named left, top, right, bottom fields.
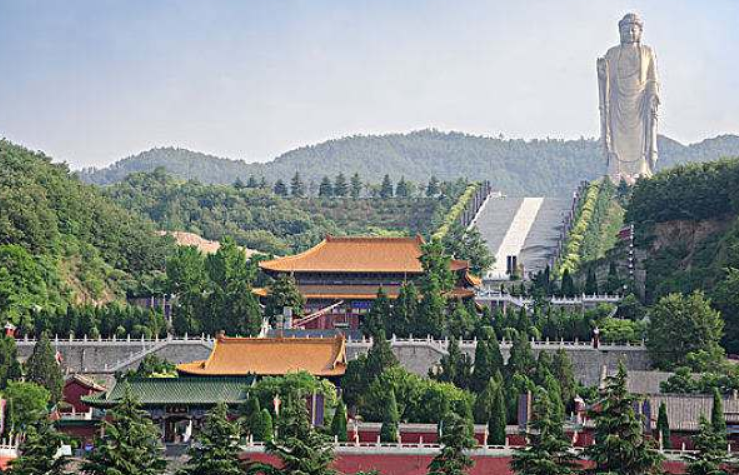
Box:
left=487, top=197, right=543, bottom=279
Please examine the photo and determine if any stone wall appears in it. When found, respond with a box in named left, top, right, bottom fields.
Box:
left=15, top=336, right=649, bottom=387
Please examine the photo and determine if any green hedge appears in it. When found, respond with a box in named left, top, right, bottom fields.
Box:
left=433, top=183, right=480, bottom=240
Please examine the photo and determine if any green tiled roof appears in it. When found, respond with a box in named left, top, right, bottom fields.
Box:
left=83, top=376, right=254, bottom=408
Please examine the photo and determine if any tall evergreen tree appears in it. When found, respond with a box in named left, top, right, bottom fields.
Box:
left=264, top=274, right=304, bottom=320
left=350, top=173, right=362, bottom=199
left=551, top=349, right=576, bottom=408
left=656, top=402, right=671, bottom=449
left=331, top=402, right=348, bottom=442
left=428, top=412, right=476, bottom=475
left=711, top=388, right=727, bottom=436
left=426, top=176, right=440, bottom=197
left=560, top=269, right=576, bottom=297
left=178, top=402, right=244, bottom=475
left=290, top=172, right=305, bottom=197
left=273, top=179, right=288, bottom=196
left=543, top=375, right=565, bottom=424
left=605, top=261, right=622, bottom=294
left=318, top=176, right=334, bottom=198
left=506, top=333, right=535, bottom=379
left=584, top=267, right=599, bottom=295
left=333, top=173, right=348, bottom=197
left=25, top=332, right=63, bottom=404
left=7, top=418, right=69, bottom=475
left=250, top=394, right=335, bottom=475
left=246, top=175, right=259, bottom=188
left=434, top=336, right=471, bottom=389
left=233, top=177, right=246, bottom=190
left=0, top=335, right=22, bottom=390
left=488, top=382, right=507, bottom=446
left=585, top=362, right=663, bottom=475
left=365, top=329, right=399, bottom=381
left=470, top=333, right=496, bottom=393
left=252, top=408, right=273, bottom=442
left=239, top=396, right=261, bottom=439
left=391, top=282, right=418, bottom=337
left=362, top=288, right=391, bottom=338
left=395, top=177, right=410, bottom=198
left=684, top=416, right=729, bottom=475
left=82, top=385, right=167, bottom=475
left=510, top=389, right=578, bottom=475
left=473, top=378, right=496, bottom=424
left=418, top=275, right=447, bottom=338
left=379, top=174, right=394, bottom=199
left=380, top=390, right=400, bottom=443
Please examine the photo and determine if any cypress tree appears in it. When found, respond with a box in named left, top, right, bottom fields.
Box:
left=350, top=173, right=363, bottom=199
left=426, top=176, right=440, bottom=197
left=365, top=329, right=399, bottom=381
left=82, top=385, right=167, bottom=475
left=418, top=275, right=447, bottom=338
left=380, top=390, right=400, bottom=443
left=380, top=174, right=394, bottom=199
left=7, top=418, right=69, bottom=475
left=290, top=172, right=305, bottom=197
left=585, top=362, right=663, bottom=475
left=333, top=173, right=348, bottom=197
left=488, top=382, right=507, bottom=446
left=318, top=176, right=334, bottom=198
left=543, top=375, right=566, bottom=424
left=711, top=388, right=727, bottom=436
left=584, top=267, right=599, bottom=295
left=473, top=378, right=496, bottom=424
left=273, top=179, right=288, bottom=196
left=264, top=273, right=304, bottom=320
left=684, top=416, right=728, bottom=475
left=551, top=349, right=576, bottom=407
left=363, top=288, right=391, bottom=338
left=25, top=332, right=63, bottom=404
left=331, top=402, right=348, bottom=442
left=395, top=177, right=410, bottom=198
left=560, top=269, right=576, bottom=297
left=251, top=408, right=273, bottom=442
left=428, top=412, right=476, bottom=475
left=656, top=402, right=671, bottom=449
left=471, top=335, right=495, bottom=393
left=238, top=396, right=260, bottom=438
left=506, top=332, right=535, bottom=379
left=0, top=335, right=22, bottom=390
left=391, top=282, right=418, bottom=337
left=511, top=389, right=578, bottom=475
left=178, top=402, right=244, bottom=475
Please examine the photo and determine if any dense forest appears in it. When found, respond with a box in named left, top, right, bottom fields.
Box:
left=104, top=168, right=467, bottom=254
left=0, top=140, right=173, bottom=324
left=79, top=130, right=739, bottom=196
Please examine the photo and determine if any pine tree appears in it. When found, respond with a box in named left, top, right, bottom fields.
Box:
left=585, top=362, right=663, bottom=475
left=350, top=173, right=362, bottom=199
left=435, top=336, right=471, bottom=389
left=264, top=274, right=304, bottom=319
left=379, top=174, right=394, bottom=199
left=251, top=394, right=335, bottom=475
left=488, top=382, right=507, bottom=445
left=273, top=179, right=288, bottom=196
left=333, top=173, right=348, bottom=197
left=239, top=396, right=261, bottom=438
left=584, top=267, right=599, bottom=295
left=380, top=390, right=400, bottom=443
left=551, top=349, right=576, bottom=408
left=711, top=388, right=727, bottom=436
left=252, top=408, right=273, bottom=442
left=506, top=333, right=535, bottom=379
left=25, top=332, right=63, bottom=404
left=543, top=375, right=565, bottom=424
left=428, top=412, right=476, bottom=475
left=426, top=176, right=440, bottom=197
left=7, top=418, right=69, bottom=475
left=331, top=402, right=348, bottom=442
left=395, top=177, right=410, bottom=198
left=684, top=416, right=728, bottom=475
left=178, top=402, right=244, bottom=475
left=418, top=275, right=447, bottom=339
left=656, top=402, right=671, bottom=449
left=511, top=389, right=578, bottom=475
left=470, top=335, right=495, bottom=393
left=473, top=378, right=495, bottom=424
left=318, top=176, right=334, bottom=198
left=560, top=269, right=576, bottom=297
left=391, top=282, right=418, bottom=337
left=290, top=172, right=305, bottom=197
left=362, top=288, right=391, bottom=338
left=605, top=261, right=622, bottom=295
left=82, top=385, right=167, bottom=475
left=365, top=329, right=399, bottom=381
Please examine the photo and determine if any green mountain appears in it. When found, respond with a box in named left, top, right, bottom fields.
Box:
left=79, top=130, right=739, bottom=196
left=0, top=140, right=173, bottom=321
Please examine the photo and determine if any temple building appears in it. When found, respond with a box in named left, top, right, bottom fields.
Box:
left=256, top=235, right=481, bottom=330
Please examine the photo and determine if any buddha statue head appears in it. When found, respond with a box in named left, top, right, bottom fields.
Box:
left=618, top=13, right=643, bottom=45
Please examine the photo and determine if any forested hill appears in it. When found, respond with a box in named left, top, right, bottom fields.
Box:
left=79, top=130, right=739, bottom=196
left=0, top=140, right=172, bottom=320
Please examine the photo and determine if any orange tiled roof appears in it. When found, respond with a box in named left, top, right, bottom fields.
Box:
left=259, top=235, right=427, bottom=274
left=177, top=335, right=347, bottom=377
left=254, top=284, right=475, bottom=301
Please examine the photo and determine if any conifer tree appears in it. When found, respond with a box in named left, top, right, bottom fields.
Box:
left=239, top=396, right=261, bottom=438
left=560, top=269, right=576, bottom=297
left=348, top=172, right=362, bottom=199
left=434, top=336, right=471, bottom=389
left=333, top=173, right=348, bottom=197
left=273, top=179, right=288, bottom=196
left=391, top=282, right=418, bottom=337
left=426, top=176, right=440, bottom=197
left=178, top=402, right=244, bottom=475
left=318, top=176, right=334, bottom=198
left=290, top=172, right=305, bottom=197
left=380, top=390, right=400, bottom=443
left=488, top=382, right=507, bottom=446
left=362, top=288, right=391, bottom=338
left=473, top=378, right=495, bottom=424
left=250, top=393, right=335, bottom=475
left=252, top=409, right=273, bottom=442
left=331, top=402, right=348, bottom=442
left=264, top=273, right=304, bottom=320
left=506, top=333, right=535, bottom=379
left=551, top=349, right=576, bottom=407
left=25, top=332, right=63, bottom=404
left=395, top=177, right=410, bottom=198
left=418, top=275, right=447, bottom=338
left=247, top=175, right=259, bottom=188
left=605, top=261, right=622, bottom=295
left=585, top=362, right=663, bottom=475
left=711, top=388, right=727, bottom=435
left=82, top=385, right=167, bottom=475
left=428, top=412, right=476, bottom=475
left=365, top=329, right=399, bottom=382
left=511, top=389, right=578, bottom=475
left=379, top=175, right=394, bottom=199
left=584, top=267, right=599, bottom=295
left=684, top=416, right=728, bottom=475
left=543, top=375, right=566, bottom=424
left=0, top=335, right=22, bottom=390
left=471, top=335, right=495, bottom=393
left=656, top=402, right=671, bottom=449
left=7, top=418, right=69, bottom=475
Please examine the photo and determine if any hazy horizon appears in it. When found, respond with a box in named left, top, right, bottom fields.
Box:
left=1, top=0, right=738, bottom=169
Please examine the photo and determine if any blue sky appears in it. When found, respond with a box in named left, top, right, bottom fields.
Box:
left=1, top=0, right=737, bottom=168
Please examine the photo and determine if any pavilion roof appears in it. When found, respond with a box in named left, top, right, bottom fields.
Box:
left=83, top=376, right=254, bottom=408
left=177, top=335, right=347, bottom=377
left=259, top=235, right=428, bottom=274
